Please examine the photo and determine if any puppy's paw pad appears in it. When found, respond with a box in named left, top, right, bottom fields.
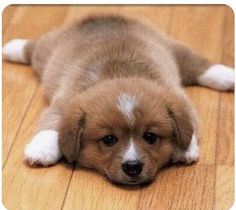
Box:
left=198, top=64, right=234, bottom=91
left=3, top=39, right=29, bottom=63
left=24, top=130, right=62, bottom=166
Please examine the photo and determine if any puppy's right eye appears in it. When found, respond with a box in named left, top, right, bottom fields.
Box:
left=143, top=132, right=159, bottom=144
left=102, top=135, right=118, bottom=146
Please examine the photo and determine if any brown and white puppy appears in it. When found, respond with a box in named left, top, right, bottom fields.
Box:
left=3, top=15, right=234, bottom=185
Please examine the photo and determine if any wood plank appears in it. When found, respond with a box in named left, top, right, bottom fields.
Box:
left=216, top=93, right=234, bottom=165
left=169, top=5, right=225, bottom=62
left=137, top=165, right=215, bottom=210
left=186, top=87, right=220, bottom=165
left=3, top=87, right=73, bottom=210
left=3, top=5, right=68, bottom=166
left=117, top=6, right=174, bottom=32
left=4, top=5, right=69, bottom=43
left=222, top=5, right=234, bottom=67
left=170, top=5, right=226, bottom=165
left=62, top=168, right=141, bottom=210
left=3, top=63, right=38, bottom=166
left=215, top=166, right=234, bottom=210
left=3, top=5, right=72, bottom=210
left=216, top=6, right=234, bottom=165
left=2, top=5, right=17, bottom=33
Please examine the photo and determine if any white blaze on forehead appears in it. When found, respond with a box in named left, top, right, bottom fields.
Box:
left=123, top=139, right=139, bottom=161
left=117, top=93, right=137, bottom=125
left=88, top=71, right=99, bottom=81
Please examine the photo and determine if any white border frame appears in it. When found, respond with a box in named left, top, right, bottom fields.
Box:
left=0, top=1, right=235, bottom=210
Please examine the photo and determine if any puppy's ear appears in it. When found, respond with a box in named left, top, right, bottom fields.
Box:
left=166, top=94, right=195, bottom=150
left=59, top=108, right=85, bottom=162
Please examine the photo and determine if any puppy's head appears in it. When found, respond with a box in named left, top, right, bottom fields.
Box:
left=59, top=78, right=195, bottom=185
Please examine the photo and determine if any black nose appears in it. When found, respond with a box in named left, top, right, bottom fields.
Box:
left=122, top=160, right=143, bottom=177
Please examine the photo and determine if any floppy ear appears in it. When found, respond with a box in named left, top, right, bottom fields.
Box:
left=59, top=108, right=85, bottom=162
left=166, top=95, right=195, bottom=150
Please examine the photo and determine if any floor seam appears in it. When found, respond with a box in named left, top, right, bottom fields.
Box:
left=3, top=83, right=39, bottom=169
left=213, top=8, right=227, bottom=209
left=61, top=163, right=76, bottom=210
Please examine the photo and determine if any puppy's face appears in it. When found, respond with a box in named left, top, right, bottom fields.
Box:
left=59, top=79, right=194, bottom=185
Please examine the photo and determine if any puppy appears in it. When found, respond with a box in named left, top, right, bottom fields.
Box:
left=3, top=15, right=234, bottom=185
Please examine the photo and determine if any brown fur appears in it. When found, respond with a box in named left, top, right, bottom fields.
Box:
left=21, top=15, right=215, bottom=184
left=57, top=78, right=196, bottom=183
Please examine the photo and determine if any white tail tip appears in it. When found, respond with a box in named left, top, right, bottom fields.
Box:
left=3, top=39, right=29, bottom=64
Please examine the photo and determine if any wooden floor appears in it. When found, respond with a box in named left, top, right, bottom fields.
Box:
left=2, top=5, right=234, bottom=210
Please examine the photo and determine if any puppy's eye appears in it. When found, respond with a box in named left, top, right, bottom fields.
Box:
left=102, top=135, right=118, bottom=146
left=143, top=132, right=158, bottom=144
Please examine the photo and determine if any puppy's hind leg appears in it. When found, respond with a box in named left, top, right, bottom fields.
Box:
left=3, top=39, right=35, bottom=64
left=172, top=41, right=234, bottom=91
left=198, top=64, right=234, bottom=91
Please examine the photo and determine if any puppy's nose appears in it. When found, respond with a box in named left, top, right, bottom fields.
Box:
left=122, top=160, right=143, bottom=177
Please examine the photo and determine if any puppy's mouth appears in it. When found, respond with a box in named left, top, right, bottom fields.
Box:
left=104, top=173, right=152, bottom=185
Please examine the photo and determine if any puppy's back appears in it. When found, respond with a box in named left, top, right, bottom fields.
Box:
left=5, top=15, right=180, bottom=100
left=79, top=15, right=129, bottom=32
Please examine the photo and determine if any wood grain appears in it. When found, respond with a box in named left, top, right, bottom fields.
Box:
left=62, top=168, right=141, bottom=210
left=3, top=5, right=68, bottom=166
left=216, top=6, right=234, bottom=166
left=170, top=5, right=227, bottom=165
left=216, top=93, right=234, bottom=165
left=138, top=165, right=215, bottom=210
left=3, top=6, right=72, bottom=210
left=2, top=5, right=234, bottom=210
left=2, top=6, right=17, bottom=33
left=215, top=166, right=234, bottom=210
left=3, top=87, right=72, bottom=210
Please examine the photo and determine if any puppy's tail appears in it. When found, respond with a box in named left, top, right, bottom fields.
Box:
left=3, top=39, right=36, bottom=65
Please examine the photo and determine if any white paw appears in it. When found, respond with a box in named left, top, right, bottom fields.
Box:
left=3, top=39, right=29, bottom=63
left=172, top=134, right=199, bottom=164
left=198, top=64, right=234, bottom=91
left=183, top=134, right=199, bottom=164
left=24, top=130, right=62, bottom=166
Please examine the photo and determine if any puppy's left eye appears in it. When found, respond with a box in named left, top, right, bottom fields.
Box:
left=102, top=135, right=118, bottom=146
left=143, top=132, right=159, bottom=144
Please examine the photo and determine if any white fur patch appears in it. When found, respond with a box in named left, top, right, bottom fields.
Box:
left=24, top=130, right=62, bottom=166
left=88, top=70, right=99, bottom=82
left=117, top=93, right=137, bottom=125
left=172, top=134, right=199, bottom=164
left=123, top=139, right=139, bottom=161
left=3, top=39, right=29, bottom=63
left=183, top=134, right=199, bottom=164
left=198, top=64, right=235, bottom=91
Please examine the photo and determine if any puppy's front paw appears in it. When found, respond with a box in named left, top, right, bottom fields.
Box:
left=24, top=130, right=62, bottom=166
left=172, top=134, right=199, bottom=164
left=183, top=134, right=199, bottom=164
left=198, top=64, right=234, bottom=91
